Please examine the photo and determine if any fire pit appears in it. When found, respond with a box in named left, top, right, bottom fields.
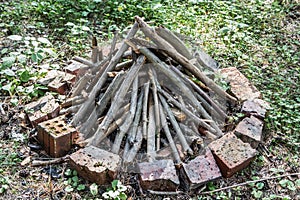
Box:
left=25, top=16, right=269, bottom=192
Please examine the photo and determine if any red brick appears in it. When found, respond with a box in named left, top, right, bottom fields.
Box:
left=138, top=159, right=180, bottom=191
left=181, top=148, right=222, bottom=190
left=25, top=95, right=60, bottom=127
left=241, top=99, right=269, bottom=120
left=64, top=60, right=88, bottom=76
left=234, top=116, right=264, bottom=148
left=37, top=115, right=78, bottom=157
left=38, top=70, right=74, bottom=85
left=208, top=132, right=257, bottom=178
left=69, top=146, right=120, bottom=185
left=48, top=72, right=76, bottom=95
left=219, top=67, right=261, bottom=101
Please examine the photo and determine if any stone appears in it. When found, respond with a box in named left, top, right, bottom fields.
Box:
left=37, top=115, right=78, bottom=157
left=138, top=159, right=180, bottom=191
left=208, top=132, right=257, bottom=178
left=69, top=146, right=120, bottom=185
left=24, top=95, right=60, bottom=127
left=234, top=116, right=264, bottom=148
left=241, top=99, right=269, bottom=119
left=219, top=67, right=261, bottom=101
left=181, top=148, right=222, bottom=190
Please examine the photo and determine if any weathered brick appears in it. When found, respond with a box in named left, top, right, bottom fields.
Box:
left=208, top=132, right=257, bottom=178
left=37, top=115, right=78, bottom=157
left=181, top=148, right=222, bottom=190
left=138, top=159, right=180, bottom=191
left=241, top=99, right=269, bottom=119
left=219, top=67, right=261, bottom=101
left=48, top=72, right=76, bottom=95
left=234, top=116, right=264, bottom=148
left=38, top=70, right=75, bottom=85
left=64, top=60, right=87, bottom=76
left=25, top=95, right=60, bottom=127
left=69, top=146, right=120, bottom=185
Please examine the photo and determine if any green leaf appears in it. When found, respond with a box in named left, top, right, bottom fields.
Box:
left=256, top=182, right=264, bottom=190
left=252, top=190, right=263, bottom=198
left=19, top=70, right=31, bottom=82
left=72, top=175, right=79, bottom=183
left=37, top=37, right=51, bottom=45
left=10, top=98, right=18, bottom=106
left=72, top=170, right=78, bottom=176
left=65, top=22, right=75, bottom=26
left=43, top=48, right=57, bottom=57
left=76, top=184, right=85, bottom=191
left=7, top=35, right=22, bottom=41
left=65, top=185, right=74, bottom=192
left=81, top=26, right=90, bottom=31
left=295, top=179, right=300, bottom=187
left=279, top=179, right=288, bottom=187
left=17, top=54, right=27, bottom=64
left=90, top=183, right=98, bottom=196
left=119, top=192, right=127, bottom=200
left=111, top=180, right=119, bottom=191
left=2, top=56, right=16, bottom=68
left=2, top=69, right=15, bottom=77
left=31, top=54, right=38, bottom=62
left=64, top=169, right=72, bottom=176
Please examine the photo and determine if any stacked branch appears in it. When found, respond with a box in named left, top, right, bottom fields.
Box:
left=69, top=16, right=236, bottom=164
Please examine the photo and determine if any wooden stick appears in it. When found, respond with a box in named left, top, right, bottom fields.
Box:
left=96, top=71, right=125, bottom=116
left=89, top=55, right=146, bottom=146
left=72, top=22, right=139, bottom=125
left=59, top=104, right=81, bottom=115
left=171, top=65, right=227, bottom=120
left=111, top=77, right=139, bottom=154
left=71, top=73, right=93, bottom=98
left=200, top=173, right=300, bottom=195
left=108, top=31, right=119, bottom=60
left=61, top=96, right=84, bottom=108
left=194, top=50, right=218, bottom=72
left=104, top=111, right=129, bottom=139
left=148, top=68, right=161, bottom=150
left=73, top=56, right=95, bottom=68
left=123, top=125, right=143, bottom=163
left=147, top=98, right=156, bottom=161
left=123, top=91, right=144, bottom=158
left=114, top=60, right=133, bottom=71
left=142, top=81, right=150, bottom=138
left=91, top=36, right=99, bottom=64
left=159, top=94, right=193, bottom=155
left=135, top=16, right=237, bottom=104
left=140, top=47, right=223, bottom=136
left=155, top=26, right=192, bottom=62
left=159, top=103, right=182, bottom=165
left=78, top=71, right=125, bottom=133
left=159, top=88, right=216, bottom=133
left=0, top=103, right=5, bottom=115
left=31, top=156, right=69, bottom=167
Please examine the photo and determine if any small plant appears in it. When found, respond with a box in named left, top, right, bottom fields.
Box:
left=0, top=34, right=55, bottom=103
left=249, top=177, right=264, bottom=199
left=0, top=176, right=10, bottom=194
left=102, top=180, right=127, bottom=200
left=63, top=169, right=85, bottom=192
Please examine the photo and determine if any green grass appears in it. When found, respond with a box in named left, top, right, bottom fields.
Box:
left=0, top=0, right=299, bottom=199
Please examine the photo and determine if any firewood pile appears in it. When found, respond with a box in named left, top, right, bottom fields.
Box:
left=69, top=16, right=237, bottom=166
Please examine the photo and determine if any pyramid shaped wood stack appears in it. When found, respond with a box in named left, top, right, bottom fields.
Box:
left=70, top=16, right=238, bottom=166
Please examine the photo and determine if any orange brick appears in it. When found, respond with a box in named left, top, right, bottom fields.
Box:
left=37, top=115, right=78, bottom=157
